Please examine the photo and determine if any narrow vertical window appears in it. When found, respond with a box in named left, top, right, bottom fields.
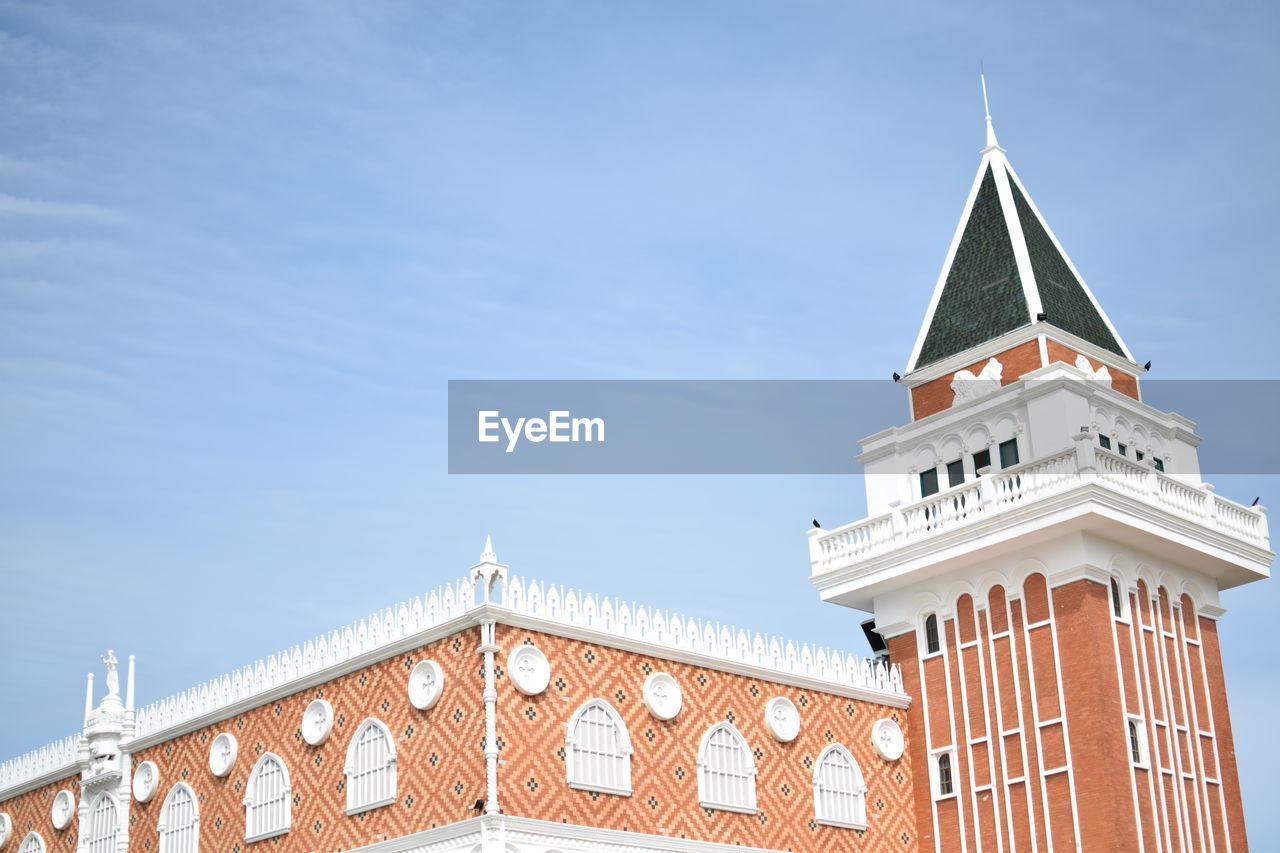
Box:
left=158, top=783, right=199, bottom=853
left=566, top=700, right=633, bottom=795
left=1118, top=443, right=1128, bottom=457
left=19, top=833, right=45, bottom=853
left=1098, top=434, right=1112, bottom=450
left=1136, top=450, right=1145, bottom=461
left=920, top=468, right=939, bottom=498
left=245, top=753, right=291, bottom=841
left=936, top=752, right=954, bottom=797
left=998, top=438, right=1020, bottom=468
left=86, top=795, right=119, bottom=853
left=1154, top=457, right=1165, bottom=472
left=973, top=448, right=992, bottom=472
left=812, top=744, right=867, bottom=829
left=946, top=459, right=965, bottom=488
left=1111, top=577, right=1125, bottom=619
left=924, top=614, right=940, bottom=654
left=697, top=723, right=757, bottom=813
left=345, top=719, right=397, bottom=813
left=1127, top=718, right=1147, bottom=766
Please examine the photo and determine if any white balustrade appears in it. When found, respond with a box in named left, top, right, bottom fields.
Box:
left=812, top=444, right=1269, bottom=575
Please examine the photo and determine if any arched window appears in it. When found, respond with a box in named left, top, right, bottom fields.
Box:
left=345, top=718, right=397, bottom=813
left=158, top=783, right=199, bottom=853
left=933, top=751, right=955, bottom=798
left=697, top=722, right=757, bottom=813
left=565, top=699, right=632, bottom=796
left=1110, top=577, right=1127, bottom=619
left=86, top=794, right=119, bottom=853
left=812, top=744, right=867, bottom=828
left=19, top=832, right=45, bottom=853
left=924, top=613, right=940, bottom=654
left=244, top=753, right=291, bottom=841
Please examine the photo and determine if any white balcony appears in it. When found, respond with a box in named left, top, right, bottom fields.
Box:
left=810, top=435, right=1272, bottom=611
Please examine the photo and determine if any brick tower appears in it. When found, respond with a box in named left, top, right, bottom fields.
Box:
left=808, top=81, right=1272, bottom=852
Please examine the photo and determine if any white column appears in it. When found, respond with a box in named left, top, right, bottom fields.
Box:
left=480, top=621, right=501, bottom=816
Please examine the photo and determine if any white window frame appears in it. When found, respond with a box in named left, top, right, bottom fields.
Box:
left=812, top=744, right=868, bottom=830
left=921, top=612, right=943, bottom=659
left=244, top=753, right=291, bottom=842
left=157, top=782, right=199, bottom=853
left=696, top=722, right=757, bottom=814
left=345, top=717, right=398, bottom=814
left=1110, top=575, right=1131, bottom=623
left=565, top=699, right=633, bottom=796
left=18, top=831, right=45, bottom=853
left=1127, top=714, right=1150, bottom=769
left=86, top=793, right=120, bottom=853
left=930, top=747, right=957, bottom=801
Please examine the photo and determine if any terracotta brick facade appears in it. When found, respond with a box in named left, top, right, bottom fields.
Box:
left=909, top=336, right=1139, bottom=421
left=492, top=626, right=917, bottom=851
left=1, top=625, right=918, bottom=853
left=889, top=575, right=1248, bottom=852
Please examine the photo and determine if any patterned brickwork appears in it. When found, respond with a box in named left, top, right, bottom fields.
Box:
left=491, top=626, right=918, bottom=852
left=127, top=631, right=485, bottom=853
left=0, top=776, right=80, bottom=853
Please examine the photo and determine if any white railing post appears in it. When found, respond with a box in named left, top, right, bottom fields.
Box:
left=978, top=466, right=996, bottom=513
left=888, top=500, right=904, bottom=543
left=1073, top=431, right=1096, bottom=479
left=1256, top=506, right=1270, bottom=543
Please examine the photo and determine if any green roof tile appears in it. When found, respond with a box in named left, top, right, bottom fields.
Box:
left=916, top=167, right=1029, bottom=368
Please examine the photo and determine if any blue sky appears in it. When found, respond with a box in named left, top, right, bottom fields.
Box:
left=2, top=0, right=1278, bottom=843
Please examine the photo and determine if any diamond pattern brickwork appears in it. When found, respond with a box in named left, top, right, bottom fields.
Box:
left=127, top=630, right=485, bottom=853
left=493, top=627, right=918, bottom=851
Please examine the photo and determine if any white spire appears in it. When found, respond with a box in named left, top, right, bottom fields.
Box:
left=479, top=534, right=498, bottom=565
left=981, top=73, right=1002, bottom=152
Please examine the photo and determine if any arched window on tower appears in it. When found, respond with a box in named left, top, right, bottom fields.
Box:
left=345, top=718, right=397, bottom=814
left=697, top=722, right=757, bottom=813
left=924, top=613, right=941, bottom=654
left=812, top=744, right=867, bottom=829
left=19, top=832, right=45, bottom=853
left=565, top=699, right=632, bottom=795
left=86, top=794, right=119, bottom=853
left=158, top=783, right=199, bottom=853
left=244, top=753, right=291, bottom=841
left=1110, top=577, right=1128, bottom=620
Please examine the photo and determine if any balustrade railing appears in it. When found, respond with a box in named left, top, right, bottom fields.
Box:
left=813, top=442, right=1269, bottom=575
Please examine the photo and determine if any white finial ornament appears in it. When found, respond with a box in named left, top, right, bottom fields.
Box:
left=471, top=534, right=508, bottom=603
left=981, top=72, right=1002, bottom=152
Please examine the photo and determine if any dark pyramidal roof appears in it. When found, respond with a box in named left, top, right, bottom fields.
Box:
left=907, top=114, right=1131, bottom=373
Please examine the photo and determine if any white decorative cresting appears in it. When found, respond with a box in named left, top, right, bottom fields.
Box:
left=208, top=733, right=237, bottom=777
left=2, top=569, right=905, bottom=797
left=641, top=672, right=683, bottom=721
left=0, top=736, right=78, bottom=795
left=0, top=813, right=10, bottom=848
left=950, top=357, right=1004, bottom=406
left=407, top=660, right=445, bottom=711
left=133, top=761, right=159, bottom=802
left=764, top=697, right=801, bottom=742
left=508, top=645, right=551, bottom=696
left=50, top=791, right=75, bottom=830
left=871, top=718, right=905, bottom=761
left=301, top=699, right=333, bottom=746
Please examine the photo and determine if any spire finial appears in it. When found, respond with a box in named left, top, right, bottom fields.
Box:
left=480, top=535, right=497, bottom=564
left=980, top=70, right=1001, bottom=152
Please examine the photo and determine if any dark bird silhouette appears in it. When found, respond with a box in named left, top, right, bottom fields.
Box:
left=1144, top=360, right=1153, bottom=371
left=1252, top=497, right=1261, bottom=507
left=471, top=799, right=485, bottom=812
left=892, top=372, right=901, bottom=382
left=812, top=519, right=822, bottom=529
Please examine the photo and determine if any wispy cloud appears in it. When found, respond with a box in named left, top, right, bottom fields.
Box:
left=0, top=193, right=130, bottom=225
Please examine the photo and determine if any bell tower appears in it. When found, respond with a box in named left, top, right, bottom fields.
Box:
left=809, top=82, right=1271, bottom=852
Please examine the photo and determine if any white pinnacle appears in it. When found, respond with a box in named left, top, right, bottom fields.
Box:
left=981, top=73, right=1002, bottom=152
left=479, top=535, right=498, bottom=565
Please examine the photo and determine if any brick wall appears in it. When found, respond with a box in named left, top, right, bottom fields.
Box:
left=492, top=626, right=918, bottom=852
